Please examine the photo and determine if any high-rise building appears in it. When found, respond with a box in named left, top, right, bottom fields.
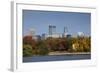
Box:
left=29, top=28, right=36, bottom=39
left=64, top=26, right=68, bottom=33
left=49, top=25, right=56, bottom=35
left=63, top=26, right=68, bottom=37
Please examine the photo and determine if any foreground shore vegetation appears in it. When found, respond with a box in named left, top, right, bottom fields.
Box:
left=23, top=36, right=91, bottom=57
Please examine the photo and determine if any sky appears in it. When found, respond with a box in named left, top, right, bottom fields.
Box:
left=23, top=10, right=91, bottom=36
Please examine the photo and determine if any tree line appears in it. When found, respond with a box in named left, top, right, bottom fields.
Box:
left=23, top=36, right=91, bottom=57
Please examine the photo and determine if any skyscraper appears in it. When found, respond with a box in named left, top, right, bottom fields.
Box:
left=49, top=25, right=56, bottom=35
left=63, top=26, right=68, bottom=37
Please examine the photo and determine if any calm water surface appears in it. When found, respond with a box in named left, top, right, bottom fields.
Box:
left=23, top=54, right=91, bottom=62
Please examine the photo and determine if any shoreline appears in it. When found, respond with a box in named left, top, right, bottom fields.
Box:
left=48, top=52, right=91, bottom=55
left=23, top=52, right=91, bottom=58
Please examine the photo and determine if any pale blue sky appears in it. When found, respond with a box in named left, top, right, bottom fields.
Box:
left=23, top=10, right=91, bottom=36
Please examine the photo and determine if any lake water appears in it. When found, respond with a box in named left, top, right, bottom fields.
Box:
left=23, top=54, right=91, bottom=62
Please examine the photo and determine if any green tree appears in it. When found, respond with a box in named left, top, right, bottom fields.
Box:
left=23, top=44, right=33, bottom=57
left=36, top=40, right=49, bottom=55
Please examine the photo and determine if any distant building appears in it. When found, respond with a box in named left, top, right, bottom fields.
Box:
left=66, top=34, right=72, bottom=38
left=77, top=32, right=84, bottom=37
left=63, top=26, right=68, bottom=37
left=47, top=25, right=69, bottom=38
left=49, top=25, right=56, bottom=35
left=42, top=33, right=46, bottom=40
left=27, top=25, right=77, bottom=40
left=29, top=28, right=36, bottom=39
left=35, top=35, right=41, bottom=41
left=46, top=33, right=63, bottom=38
left=48, top=25, right=63, bottom=38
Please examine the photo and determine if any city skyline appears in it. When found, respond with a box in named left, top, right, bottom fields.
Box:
left=23, top=10, right=91, bottom=36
